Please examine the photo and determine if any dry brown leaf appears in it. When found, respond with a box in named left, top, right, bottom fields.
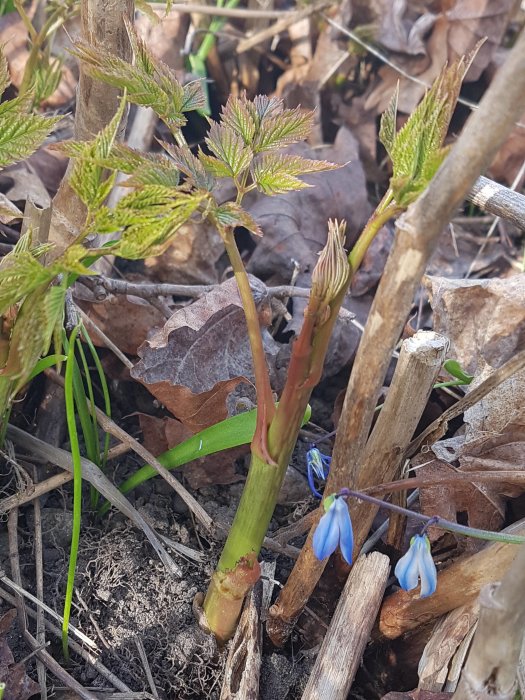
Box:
left=131, top=276, right=284, bottom=431
left=0, top=610, right=40, bottom=700
left=416, top=275, right=525, bottom=533
left=77, top=293, right=167, bottom=356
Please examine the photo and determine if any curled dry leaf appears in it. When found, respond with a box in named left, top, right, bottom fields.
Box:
left=416, top=275, right=525, bottom=535
left=131, top=276, right=284, bottom=431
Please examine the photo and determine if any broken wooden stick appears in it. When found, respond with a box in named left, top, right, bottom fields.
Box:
left=301, top=552, right=390, bottom=700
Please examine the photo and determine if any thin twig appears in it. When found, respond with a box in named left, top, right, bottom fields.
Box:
left=153, top=1, right=324, bottom=19
left=0, top=470, right=72, bottom=514
left=32, top=468, right=47, bottom=700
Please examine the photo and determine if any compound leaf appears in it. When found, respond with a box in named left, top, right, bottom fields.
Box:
left=204, top=122, right=253, bottom=177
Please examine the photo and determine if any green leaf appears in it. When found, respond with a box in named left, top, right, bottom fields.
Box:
left=443, top=359, right=474, bottom=384
left=93, top=186, right=207, bottom=259
left=0, top=284, right=66, bottom=384
left=98, top=403, right=312, bottom=513
left=220, top=94, right=257, bottom=145
left=71, top=18, right=205, bottom=132
left=67, top=97, right=126, bottom=211
left=252, top=106, right=314, bottom=153
left=0, top=49, right=10, bottom=98
left=204, top=122, right=253, bottom=177
left=251, top=153, right=339, bottom=195
left=379, top=83, right=398, bottom=157
left=382, top=54, right=474, bottom=207
left=0, top=99, right=60, bottom=168
left=209, top=201, right=262, bottom=237
left=161, top=142, right=214, bottom=190
left=0, top=252, right=56, bottom=315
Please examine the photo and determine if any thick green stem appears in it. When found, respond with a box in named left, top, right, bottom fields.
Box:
left=204, top=211, right=396, bottom=640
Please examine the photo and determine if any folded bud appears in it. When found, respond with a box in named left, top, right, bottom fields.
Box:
left=311, top=219, right=350, bottom=306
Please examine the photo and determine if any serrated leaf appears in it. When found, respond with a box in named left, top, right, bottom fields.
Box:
left=251, top=153, right=338, bottom=195
left=182, top=80, right=207, bottom=112
left=0, top=107, right=60, bottom=169
left=386, top=54, right=474, bottom=207
left=205, top=122, right=253, bottom=177
left=93, top=186, right=207, bottom=259
left=220, top=94, right=257, bottom=144
left=210, top=202, right=262, bottom=237
left=57, top=244, right=96, bottom=275
left=379, top=83, right=398, bottom=157
left=68, top=98, right=126, bottom=211
left=252, top=95, right=284, bottom=125
left=161, top=142, right=214, bottom=190
left=252, top=107, right=314, bottom=153
left=0, top=50, right=10, bottom=99
left=71, top=19, right=204, bottom=133
left=0, top=252, right=56, bottom=315
left=198, top=151, right=234, bottom=179
left=0, top=284, right=66, bottom=384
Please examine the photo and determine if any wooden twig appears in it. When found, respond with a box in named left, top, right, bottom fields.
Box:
left=378, top=520, right=525, bottom=640
left=268, top=331, right=448, bottom=645
left=6, top=425, right=182, bottom=578
left=301, top=553, right=390, bottom=700
left=32, top=469, right=47, bottom=700
left=467, top=175, right=525, bottom=231
left=236, top=0, right=331, bottom=54
left=153, top=1, right=328, bottom=19
left=453, top=546, right=525, bottom=698
left=0, top=470, right=72, bottom=513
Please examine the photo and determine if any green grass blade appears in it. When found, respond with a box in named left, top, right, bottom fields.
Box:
left=98, top=404, right=312, bottom=516
left=82, top=328, right=111, bottom=472
left=27, top=354, right=68, bottom=381
left=62, top=324, right=82, bottom=659
left=75, top=336, right=101, bottom=508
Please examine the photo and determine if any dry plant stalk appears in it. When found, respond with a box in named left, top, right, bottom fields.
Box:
left=453, top=543, right=525, bottom=699
left=379, top=520, right=525, bottom=640
left=49, top=0, right=134, bottom=256
left=267, top=26, right=525, bottom=646
left=301, top=552, right=390, bottom=700
left=268, top=330, right=449, bottom=643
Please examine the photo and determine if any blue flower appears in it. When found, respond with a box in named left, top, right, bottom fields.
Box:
left=312, top=494, right=353, bottom=565
left=394, top=534, right=437, bottom=598
left=306, top=446, right=331, bottom=498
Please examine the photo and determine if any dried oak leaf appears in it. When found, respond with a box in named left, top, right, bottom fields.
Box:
left=0, top=609, right=40, bottom=700
left=139, top=412, right=245, bottom=488
left=131, top=276, right=283, bottom=431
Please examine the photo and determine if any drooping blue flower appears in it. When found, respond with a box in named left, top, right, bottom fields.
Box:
left=306, top=446, right=332, bottom=498
left=312, top=494, right=353, bottom=565
left=394, top=534, right=437, bottom=598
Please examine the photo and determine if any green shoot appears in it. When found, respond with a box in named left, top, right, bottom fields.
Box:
left=62, top=324, right=83, bottom=659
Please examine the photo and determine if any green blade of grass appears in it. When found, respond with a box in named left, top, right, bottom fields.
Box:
left=98, top=403, right=312, bottom=516
left=62, top=324, right=82, bottom=659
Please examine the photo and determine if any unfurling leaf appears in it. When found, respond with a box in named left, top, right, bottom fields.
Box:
left=0, top=94, right=60, bottom=169
left=64, top=98, right=126, bottom=212
left=161, top=142, right=214, bottom=191
left=252, top=106, right=314, bottom=153
left=71, top=19, right=205, bottom=132
left=380, top=52, right=476, bottom=207
left=204, top=122, right=253, bottom=178
left=93, top=186, right=207, bottom=259
left=209, top=202, right=262, bottom=237
left=251, top=153, right=339, bottom=195
left=0, top=284, right=66, bottom=385
left=0, top=252, right=56, bottom=316
left=220, top=95, right=257, bottom=145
